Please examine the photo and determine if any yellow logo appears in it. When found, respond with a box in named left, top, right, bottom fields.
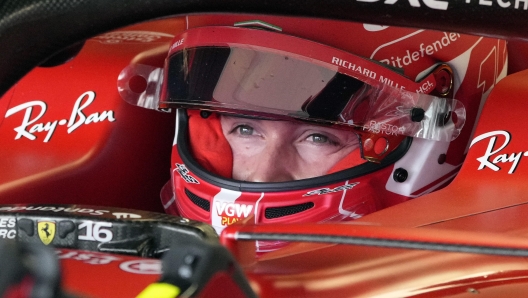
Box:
left=38, top=221, right=56, bottom=245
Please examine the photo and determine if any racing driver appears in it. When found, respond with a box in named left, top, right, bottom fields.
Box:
left=120, top=15, right=507, bottom=243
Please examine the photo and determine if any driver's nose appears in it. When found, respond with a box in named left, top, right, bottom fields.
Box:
left=245, top=142, right=296, bottom=183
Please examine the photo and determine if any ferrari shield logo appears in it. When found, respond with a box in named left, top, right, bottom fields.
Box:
left=38, top=221, right=56, bottom=245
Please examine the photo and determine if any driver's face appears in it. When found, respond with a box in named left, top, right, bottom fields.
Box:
left=220, top=115, right=360, bottom=182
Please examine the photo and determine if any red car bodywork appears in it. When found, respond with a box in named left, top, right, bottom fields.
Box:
left=2, top=9, right=528, bottom=298
left=0, top=18, right=183, bottom=213
left=222, top=67, right=528, bottom=297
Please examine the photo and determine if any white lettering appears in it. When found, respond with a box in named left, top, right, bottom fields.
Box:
left=498, top=0, right=511, bottom=6
left=112, top=212, right=141, bottom=219
left=214, top=202, right=253, bottom=218
left=175, top=163, right=200, bottom=184
left=68, top=91, right=116, bottom=133
left=356, top=0, right=458, bottom=10
left=78, top=221, right=113, bottom=242
left=0, top=229, right=16, bottom=239
left=5, top=101, right=47, bottom=140
left=0, top=206, right=112, bottom=216
left=466, top=0, right=527, bottom=8
left=304, top=183, right=359, bottom=196
left=379, top=76, right=405, bottom=89
left=5, top=91, right=115, bottom=142
left=169, top=38, right=185, bottom=52
left=515, top=0, right=528, bottom=9
left=416, top=81, right=435, bottom=93
left=357, top=0, right=450, bottom=9
left=57, top=250, right=121, bottom=265
left=236, top=204, right=254, bottom=218
left=331, top=57, right=377, bottom=80
left=384, top=0, right=421, bottom=7
left=423, top=0, right=449, bottom=9
left=380, top=32, right=460, bottom=68
left=120, top=260, right=162, bottom=274
left=0, top=218, right=15, bottom=228
left=96, top=31, right=173, bottom=44
left=363, top=120, right=406, bottom=136
left=470, top=130, right=525, bottom=174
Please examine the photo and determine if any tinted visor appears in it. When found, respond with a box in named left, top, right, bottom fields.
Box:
left=160, top=45, right=465, bottom=145
left=163, top=46, right=364, bottom=121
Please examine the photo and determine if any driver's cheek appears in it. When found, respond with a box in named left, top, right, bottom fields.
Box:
left=295, top=142, right=359, bottom=178
left=295, top=148, right=340, bottom=178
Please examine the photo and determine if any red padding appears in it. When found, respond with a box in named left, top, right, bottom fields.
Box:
left=188, top=110, right=234, bottom=178
left=327, top=148, right=365, bottom=174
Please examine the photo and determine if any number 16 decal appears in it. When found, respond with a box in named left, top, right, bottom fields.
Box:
left=78, top=221, right=113, bottom=242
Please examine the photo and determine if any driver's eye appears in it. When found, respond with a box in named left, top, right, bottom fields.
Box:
left=237, top=125, right=254, bottom=135
left=310, top=134, right=328, bottom=143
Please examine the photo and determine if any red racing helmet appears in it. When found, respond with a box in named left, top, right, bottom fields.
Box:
left=120, top=15, right=507, bottom=247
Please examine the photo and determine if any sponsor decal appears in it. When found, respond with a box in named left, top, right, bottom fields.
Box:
left=465, top=0, right=528, bottom=10
left=331, top=57, right=378, bottom=81
left=379, top=33, right=461, bottom=68
left=58, top=250, right=160, bottom=273
left=5, top=91, right=115, bottom=142
left=38, top=221, right=56, bottom=245
left=0, top=217, right=16, bottom=239
left=112, top=212, right=142, bottom=219
left=211, top=189, right=246, bottom=233
left=363, top=120, right=406, bottom=136
left=120, top=260, right=162, bottom=274
left=214, top=202, right=254, bottom=226
left=378, top=76, right=406, bottom=90
left=415, top=80, right=435, bottom=94
left=355, top=0, right=523, bottom=11
left=357, top=0, right=448, bottom=10
left=470, top=130, right=526, bottom=174
left=0, top=206, right=110, bottom=216
left=95, top=31, right=174, bottom=44
left=304, top=182, right=359, bottom=196
left=169, top=38, right=185, bottom=52
left=331, top=56, right=435, bottom=92
left=78, top=221, right=113, bottom=243
left=175, top=163, right=200, bottom=184
left=57, top=250, right=121, bottom=265
left=0, top=229, right=16, bottom=239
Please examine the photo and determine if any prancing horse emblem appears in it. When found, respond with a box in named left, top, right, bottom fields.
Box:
left=38, top=221, right=56, bottom=245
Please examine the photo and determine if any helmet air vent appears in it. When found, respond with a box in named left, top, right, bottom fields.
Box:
left=185, top=188, right=210, bottom=212
left=265, top=202, right=315, bottom=219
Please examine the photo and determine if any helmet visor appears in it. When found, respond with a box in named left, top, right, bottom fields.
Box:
left=163, top=46, right=365, bottom=122
left=160, top=42, right=465, bottom=145
left=118, top=26, right=466, bottom=162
